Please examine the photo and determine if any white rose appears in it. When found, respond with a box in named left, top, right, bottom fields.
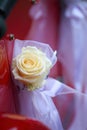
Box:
left=12, top=46, right=52, bottom=90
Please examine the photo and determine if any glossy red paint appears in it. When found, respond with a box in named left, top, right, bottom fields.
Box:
left=0, top=113, right=50, bottom=130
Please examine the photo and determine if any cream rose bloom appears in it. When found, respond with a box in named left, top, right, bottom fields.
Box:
left=12, top=46, right=52, bottom=90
